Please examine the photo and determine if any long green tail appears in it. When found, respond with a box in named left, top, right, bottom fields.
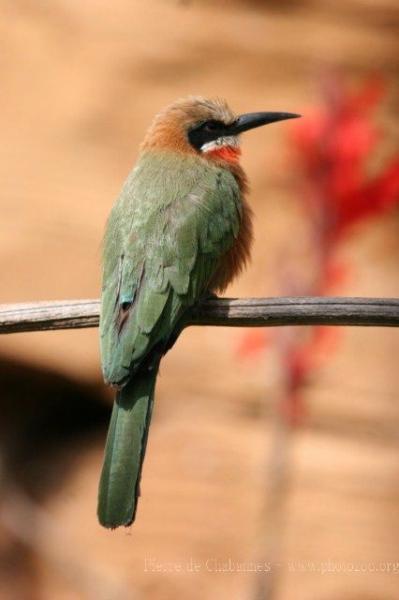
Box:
left=97, top=364, right=159, bottom=528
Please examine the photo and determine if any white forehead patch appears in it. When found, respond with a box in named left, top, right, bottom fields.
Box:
left=201, top=135, right=239, bottom=153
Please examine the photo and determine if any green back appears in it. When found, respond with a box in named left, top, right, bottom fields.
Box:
left=100, top=151, right=242, bottom=385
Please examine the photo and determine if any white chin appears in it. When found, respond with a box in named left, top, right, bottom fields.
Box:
left=201, top=136, right=239, bottom=153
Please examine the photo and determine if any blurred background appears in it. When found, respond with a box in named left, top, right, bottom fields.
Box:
left=0, top=0, right=399, bottom=598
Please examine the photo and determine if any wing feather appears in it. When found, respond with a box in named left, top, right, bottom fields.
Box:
left=100, top=152, right=241, bottom=385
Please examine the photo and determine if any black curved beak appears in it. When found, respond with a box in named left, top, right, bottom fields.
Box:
left=229, top=111, right=301, bottom=135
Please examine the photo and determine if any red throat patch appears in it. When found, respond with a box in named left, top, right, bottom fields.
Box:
left=207, top=145, right=241, bottom=164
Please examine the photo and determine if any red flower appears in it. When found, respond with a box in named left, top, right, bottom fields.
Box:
left=291, top=75, right=399, bottom=243
left=237, top=74, right=399, bottom=427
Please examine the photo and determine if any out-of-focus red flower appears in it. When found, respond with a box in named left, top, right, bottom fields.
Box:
left=237, top=74, right=399, bottom=428
left=237, top=329, right=270, bottom=360
left=321, top=261, right=350, bottom=293
left=291, top=75, right=399, bottom=244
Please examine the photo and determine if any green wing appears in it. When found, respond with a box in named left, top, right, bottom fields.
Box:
left=100, top=151, right=241, bottom=385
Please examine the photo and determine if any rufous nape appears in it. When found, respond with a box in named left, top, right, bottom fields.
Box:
left=98, top=96, right=299, bottom=528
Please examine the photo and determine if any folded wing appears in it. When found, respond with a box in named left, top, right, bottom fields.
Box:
left=100, top=153, right=242, bottom=386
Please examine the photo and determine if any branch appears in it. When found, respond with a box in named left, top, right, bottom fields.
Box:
left=0, top=297, right=398, bottom=334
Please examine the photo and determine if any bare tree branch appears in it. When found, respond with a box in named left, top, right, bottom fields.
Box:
left=0, top=297, right=398, bottom=334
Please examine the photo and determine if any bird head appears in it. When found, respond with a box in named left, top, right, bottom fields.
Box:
left=141, top=96, right=299, bottom=163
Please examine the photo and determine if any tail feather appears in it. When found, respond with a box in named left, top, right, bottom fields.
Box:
left=97, top=364, right=159, bottom=528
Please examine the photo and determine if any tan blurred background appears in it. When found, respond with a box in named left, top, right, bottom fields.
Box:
left=0, top=0, right=399, bottom=598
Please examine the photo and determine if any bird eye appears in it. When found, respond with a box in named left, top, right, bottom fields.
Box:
left=188, top=119, right=225, bottom=150
left=203, top=120, right=221, bottom=131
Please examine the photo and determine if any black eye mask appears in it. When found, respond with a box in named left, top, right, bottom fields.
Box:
left=188, top=112, right=300, bottom=151
left=188, top=120, right=227, bottom=151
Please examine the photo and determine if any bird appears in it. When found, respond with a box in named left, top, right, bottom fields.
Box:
left=98, top=96, right=299, bottom=529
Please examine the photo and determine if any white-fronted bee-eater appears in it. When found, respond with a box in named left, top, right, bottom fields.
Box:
left=98, top=96, right=299, bottom=528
